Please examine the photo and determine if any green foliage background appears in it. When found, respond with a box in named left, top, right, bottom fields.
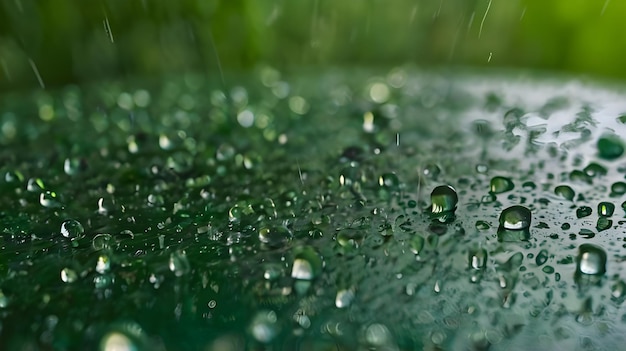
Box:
left=0, top=0, right=624, bottom=91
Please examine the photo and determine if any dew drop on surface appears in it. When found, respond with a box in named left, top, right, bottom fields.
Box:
left=490, top=176, right=514, bottom=194
left=536, top=249, right=549, bottom=266
left=61, top=268, right=77, bottom=283
left=499, top=205, right=531, bottom=230
left=576, top=244, right=607, bottom=276
left=291, top=246, right=322, bottom=281
left=93, top=234, right=114, bottom=251
left=430, top=185, right=458, bottom=214
left=475, top=220, right=490, bottom=230
left=584, top=162, right=607, bottom=177
left=611, top=181, right=626, bottom=195
left=598, top=202, right=615, bottom=217
left=554, top=185, right=575, bottom=201
left=169, top=250, right=191, bottom=277
left=258, top=226, right=293, bottom=248
left=469, top=248, right=488, bottom=270
left=596, top=217, right=612, bottom=232
left=61, top=219, right=85, bottom=240
left=250, top=310, right=279, bottom=343
left=597, top=134, right=624, bottom=160
left=576, top=206, right=592, bottom=218
left=40, top=191, right=60, bottom=208
left=99, top=331, right=138, bottom=351
left=335, top=289, right=355, bottom=308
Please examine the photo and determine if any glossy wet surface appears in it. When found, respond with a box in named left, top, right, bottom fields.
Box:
left=1, top=67, right=626, bottom=350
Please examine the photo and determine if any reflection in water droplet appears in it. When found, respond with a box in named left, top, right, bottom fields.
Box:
left=259, top=226, right=293, bottom=248
left=61, top=268, right=77, bottom=283
left=554, top=185, right=575, bottom=201
left=335, top=289, right=355, bottom=308
left=499, top=205, right=531, bottom=230
left=576, top=243, right=607, bottom=276
left=430, top=185, right=458, bottom=222
left=61, top=219, right=85, bottom=240
left=490, top=176, right=514, bottom=194
left=598, top=202, right=615, bottom=217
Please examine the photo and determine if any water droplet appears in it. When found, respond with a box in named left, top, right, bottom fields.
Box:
left=468, top=248, right=488, bottom=270
left=554, top=185, right=575, bottom=201
left=584, top=162, right=607, bottom=177
left=576, top=206, right=592, bottom=218
left=40, top=191, right=60, bottom=208
left=409, top=235, right=425, bottom=256
left=61, top=219, right=85, bottom=241
left=430, top=185, right=458, bottom=221
left=498, top=205, right=531, bottom=241
left=576, top=244, right=607, bottom=277
left=475, top=220, right=490, bottom=230
left=96, top=255, right=111, bottom=274
left=596, top=217, right=612, bottom=232
left=250, top=310, right=280, bottom=343
left=27, top=177, right=45, bottom=192
left=423, top=164, right=441, bottom=180
left=499, top=205, right=531, bottom=230
left=169, top=250, right=191, bottom=277
left=0, top=290, right=8, bottom=308
left=335, top=289, right=355, bottom=308
left=597, top=134, right=624, bottom=160
left=99, top=331, right=137, bottom=351
left=291, top=246, right=322, bottom=281
left=93, top=234, right=114, bottom=251
left=612, top=181, right=626, bottom=195
left=61, top=268, right=77, bottom=283
left=536, top=249, right=549, bottom=266
left=490, top=176, right=514, bottom=194
left=259, top=226, right=293, bottom=248
left=598, top=202, right=615, bottom=217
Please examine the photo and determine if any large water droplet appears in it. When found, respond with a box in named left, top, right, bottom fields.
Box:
left=498, top=205, right=531, bottom=241
left=291, top=246, right=322, bottom=281
left=499, top=205, right=531, bottom=230
left=490, top=176, right=514, bottom=194
left=554, top=185, right=575, bottom=201
left=597, top=134, right=624, bottom=160
left=99, top=332, right=137, bottom=351
left=430, top=185, right=458, bottom=222
left=576, top=244, right=606, bottom=278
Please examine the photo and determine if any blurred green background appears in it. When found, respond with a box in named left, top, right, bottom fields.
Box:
left=0, top=0, right=624, bottom=91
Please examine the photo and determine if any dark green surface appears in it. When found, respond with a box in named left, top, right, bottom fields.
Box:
left=2, top=67, right=626, bottom=350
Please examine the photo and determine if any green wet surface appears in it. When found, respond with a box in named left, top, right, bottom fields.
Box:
left=2, top=67, right=626, bottom=350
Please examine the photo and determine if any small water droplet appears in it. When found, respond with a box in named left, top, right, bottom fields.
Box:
left=409, top=235, right=425, bottom=256
left=584, top=162, right=607, bottom=177
left=576, top=206, right=592, bottom=218
left=596, top=217, right=612, bottom=232
left=468, top=248, right=488, bottom=270
left=536, top=249, right=549, bottom=266
left=61, top=219, right=85, bottom=241
left=490, top=176, right=514, bottom=194
left=40, top=191, right=60, bottom=208
left=612, top=181, right=626, bottom=195
left=93, top=234, right=114, bottom=251
left=259, top=226, right=293, bottom=248
left=475, top=220, right=490, bottom=230
left=96, top=255, right=111, bottom=274
left=598, top=202, right=615, bottom=217
left=554, top=185, right=575, bottom=201
left=61, top=268, right=77, bottom=283
left=335, top=289, right=355, bottom=308
left=499, top=205, right=531, bottom=230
